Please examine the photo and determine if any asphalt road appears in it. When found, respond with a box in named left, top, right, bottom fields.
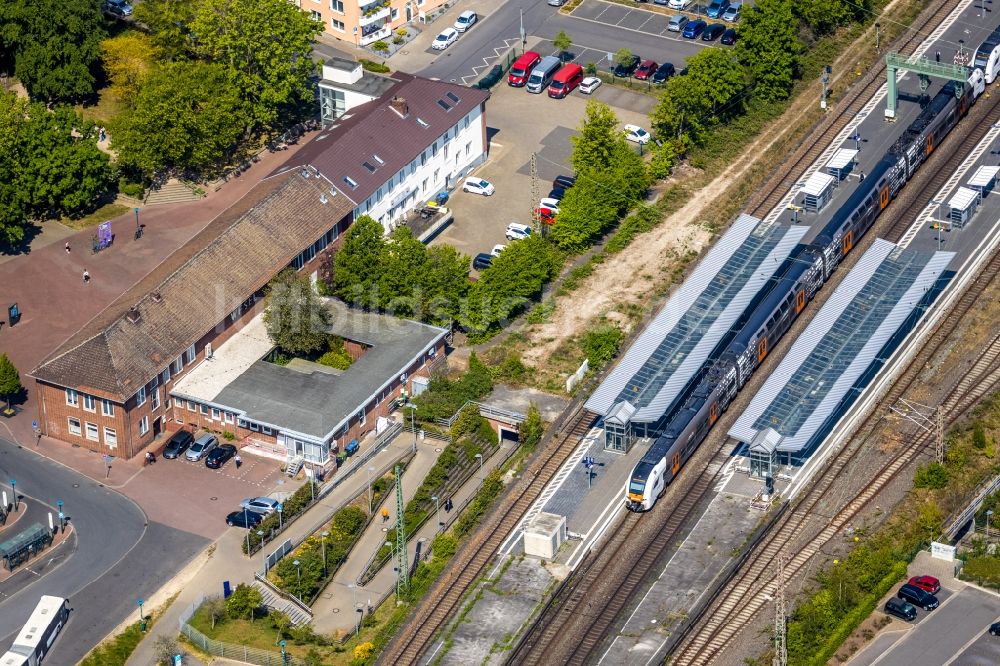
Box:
left=0, top=437, right=207, bottom=664
left=418, top=0, right=706, bottom=83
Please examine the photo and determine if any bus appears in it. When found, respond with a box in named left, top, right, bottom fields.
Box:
left=0, top=596, right=70, bottom=666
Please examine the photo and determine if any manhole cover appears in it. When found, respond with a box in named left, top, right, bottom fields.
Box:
left=210, top=496, right=218, bottom=501
left=435, top=448, right=442, bottom=453
left=332, top=608, right=340, bottom=614
left=72, top=484, right=79, bottom=488
left=382, top=527, right=388, bottom=532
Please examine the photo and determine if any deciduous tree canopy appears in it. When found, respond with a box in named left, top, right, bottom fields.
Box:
left=736, top=0, right=800, bottom=102
left=264, top=269, right=331, bottom=356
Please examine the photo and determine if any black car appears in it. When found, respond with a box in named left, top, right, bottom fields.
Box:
left=897, top=583, right=939, bottom=610
left=553, top=174, right=577, bottom=189
left=473, top=252, right=494, bottom=270
left=990, top=621, right=1000, bottom=636
left=720, top=28, right=738, bottom=46
left=702, top=23, right=726, bottom=41
left=548, top=187, right=566, bottom=201
left=226, top=509, right=264, bottom=528
left=652, top=62, right=676, bottom=84
left=162, top=430, right=194, bottom=459
left=613, top=54, right=642, bottom=78
left=205, top=443, right=237, bottom=469
left=884, top=597, right=917, bottom=621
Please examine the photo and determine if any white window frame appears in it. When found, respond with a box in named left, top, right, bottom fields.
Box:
left=261, top=425, right=273, bottom=435
left=188, top=400, right=196, bottom=412
left=139, top=416, right=149, bottom=436
left=211, top=407, right=221, bottom=420
left=136, top=386, right=146, bottom=407
left=85, top=421, right=99, bottom=442
left=173, top=356, right=183, bottom=374
left=330, top=0, right=344, bottom=11
left=224, top=412, right=234, bottom=424
left=151, top=387, right=160, bottom=410
left=104, top=427, right=117, bottom=448
left=102, top=399, right=114, bottom=416
left=83, top=394, right=96, bottom=412
left=68, top=416, right=81, bottom=436
left=185, top=344, right=196, bottom=364
left=200, top=404, right=209, bottom=415
left=358, top=410, right=366, bottom=426
left=66, top=388, right=78, bottom=406
left=331, top=18, right=345, bottom=31
left=162, top=365, right=171, bottom=384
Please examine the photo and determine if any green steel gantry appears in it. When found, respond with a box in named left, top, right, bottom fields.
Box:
left=884, top=52, right=970, bottom=120
left=394, top=463, right=409, bottom=597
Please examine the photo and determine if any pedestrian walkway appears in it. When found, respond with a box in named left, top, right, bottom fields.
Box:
left=125, top=430, right=427, bottom=666
left=311, top=438, right=515, bottom=636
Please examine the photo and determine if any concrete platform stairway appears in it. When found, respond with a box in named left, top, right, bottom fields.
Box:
left=144, top=178, right=204, bottom=206
left=251, top=575, right=312, bottom=625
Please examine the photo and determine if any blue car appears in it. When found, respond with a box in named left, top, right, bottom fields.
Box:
left=706, top=0, right=729, bottom=18
left=682, top=19, right=707, bottom=39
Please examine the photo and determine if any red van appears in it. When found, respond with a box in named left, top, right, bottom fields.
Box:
left=547, top=63, right=584, bottom=99
left=508, top=51, right=541, bottom=87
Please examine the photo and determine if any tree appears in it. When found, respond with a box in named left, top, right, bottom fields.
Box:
left=379, top=227, right=428, bottom=317
left=570, top=101, right=622, bottom=174
left=111, top=60, right=249, bottom=176
left=736, top=0, right=800, bottom=102
left=334, top=215, right=386, bottom=310
left=203, top=596, right=227, bottom=630
left=153, top=636, right=180, bottom=666
left=190, top=0, right=322, bottom=131
left=519, top=403, right=544, bottom=449
left=100, top=32, right=159, bottom=107
left=0, top=0, right=106, bottom=102
left=132, top=0, right=198, bottom=61
left=553, top=30, right=573, bottom=61
left=421, top=245, right=471, bottom=326
left=263, top=269, right=331, bottom=355
left=793, top=0, right=852, bottom=37
left=0, top=353, right=21, bottom=413
left=683, top=48, right=745, bottom=119
left=549, top=178, right=619, bottom=251
left=648, top=140, right=676, bottom=180
left=226, top=583, right=263, bottom=622
left=614, top=48, right=634, bottom=69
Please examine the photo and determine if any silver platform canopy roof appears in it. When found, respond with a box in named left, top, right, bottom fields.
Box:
left=729, top=239, right=953, bottom=453
left=585, top=214, right=808, bottom=423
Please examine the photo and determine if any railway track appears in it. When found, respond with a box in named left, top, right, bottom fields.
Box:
left=674, top=95, right=1000, bottom=665
left=746, top=0, right=964, bottom=219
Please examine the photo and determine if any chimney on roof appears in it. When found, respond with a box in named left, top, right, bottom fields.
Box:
left=126, top=307, right=141, bottom=324
left=151, top=291, right=162, bottom=303
left=389, top=96, right=409, bottom=118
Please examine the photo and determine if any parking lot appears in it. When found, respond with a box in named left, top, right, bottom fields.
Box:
left=570, top=0, right=728, bottom=43
left=431, top=72, right=655, bottom=264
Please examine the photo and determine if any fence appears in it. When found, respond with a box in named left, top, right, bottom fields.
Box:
left=263, top=539, right=294, bottom=575
left=433, top=401, right=527, bottom=429
left=178, top=593, right=307, bottom=666
left=944, top=472, right=1000, bottom=539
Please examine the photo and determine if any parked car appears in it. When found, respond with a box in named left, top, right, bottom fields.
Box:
left=666, top=0, right=691, bottom=8
left=162, top=430, right=194, bottom=459
left=539, top=197, right=561, bottom=212
left=104, top=0, right=133, bottom=17
left=473, top=252, right=495, bottom=270
left=205, top=443, right=237, bottom=469
left=548, top=187, right=566, bottom=201
left=241, top=497, right=280, bottom=514
left=706, top=0, right=730, bottom=18
left=463, top=177, right=495, bottom=196
left=683, top=19, right=707, bottom=39
left=508, top=51, right=541, bottom=87
left=226, top=510, right=264, bottom=529
left=579, top=76, right=602, bottom=94
left=652, top=62, right=676, bottom=84
left=553, top=174, right=577, bottom=189
left=720, top=28, right=738, bottom=45
left=908, top=575, right=941, bottom=594
left=432, top=28, right=458, bottom=50
left=990, top=621, right=1000, bottom=636
left=491, top=244, right=507, bottom=257
left=702, top=23, right=726, bottom=41
left=453, top=10, right=477, bottom=32
left=506, top=223, right=533, bottom=241
left=536, top=207, right=557, bottom=225
left=884, top=597, right=917, bottom=621
left=634, top=60, right=659, bottom=81
left=548, top=63, right=584, bottom=98
left=897, top=583, right=939, bottom=610
left=622, top=124, right=651, bottom=145
left=185, top=434, right=219, bottom=462
left=722, top=3, right=742, bottom=21
left=668, top=15, right=689, bottom=32
left=613, top=54, right=642, bottom=78
left=548, top=0, right=567, bottom=5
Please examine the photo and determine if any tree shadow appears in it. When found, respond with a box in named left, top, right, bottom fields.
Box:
left=0, top=223, right=44, bottom=258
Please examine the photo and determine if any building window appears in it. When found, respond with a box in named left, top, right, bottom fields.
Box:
left=261, top=425, right=273, bottom=435
left=188, top=400, right=196, bottom=412
left=433, top=168, right=440, bottom=182
left=428, top=345, right=437, bottom=359
left=139, top=416, right=149, bottom=436
left=331, top=18, right=345, bottom=31
left=68, top=417, right=81, bottom=436
left=104, top=427, right=117, bottom=448
left=310, top=10, right=321, bottom=20
left=136, top=386, right=146, bottom=407
left=391, top=8, right=398, bottom=19
left=83, top=394, right=96, bottom=412
left=200, top=404, right=209, bottom=415
left=85, top=422, right=99, bottom=442
left=465, top=116, right=470, bottom=130
left=211, top=408, right=221, bottom=420
left=162, top=365, right=171, bottom=384
left=466, top=141, right=471, bottom=156
left=66, top=388, right=78, bottom=406
left=102, top=399, right=114, bottom=416
left=173, top=357, right=183, bottom=374
left=225, top=412, right=234, bottom=424
left=432, top=143, right=438, bottom=157
left=444, top=144, right=449, bottom=160
left=358, top=410, right=366, bottom=426
left=422, top=178, right=428, bottom=193
left=185, top=344, right=196, bottom=364
left=250, top=422, right=260, bottom=432
left=330, top=0, right=343, bottom=11
left=151, top=388, right=160, bottom=410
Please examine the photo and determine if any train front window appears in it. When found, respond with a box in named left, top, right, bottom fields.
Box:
left=629, top=480, right=646, bottom=494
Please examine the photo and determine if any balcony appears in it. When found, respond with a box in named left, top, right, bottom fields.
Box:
left=359, top=24, right=391, bottom=46
left=359, top=4, right=390, bottom=26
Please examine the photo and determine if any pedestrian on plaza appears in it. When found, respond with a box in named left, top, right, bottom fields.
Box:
left=83, top=269, right=90, bottom=284
left=936, top=50, right=941, bottom=63
left=65, top=241, right=70, bottom=253
left=99, top=127, right=106, bottom=143
left=859, top=171, right=865, bottom=182
left=235, top=453, right=242, bottom=469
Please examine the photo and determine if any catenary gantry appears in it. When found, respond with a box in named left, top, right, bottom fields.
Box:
left=586, top=214, right=808, bottom=450
left=728, top=239, right=953, bottom=474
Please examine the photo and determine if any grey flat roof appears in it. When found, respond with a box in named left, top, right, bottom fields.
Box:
left=729, top=239, right=953, bottom=453
left=213, top=300, right=447, bottom=441
left=585, top=214, right=808, bottom=422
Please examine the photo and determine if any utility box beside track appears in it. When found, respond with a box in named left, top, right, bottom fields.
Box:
left=524, top=512, right=567, bottom=559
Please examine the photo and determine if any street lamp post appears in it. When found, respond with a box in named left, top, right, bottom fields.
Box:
left=276, top=505, right=283, bottom=530
left=875, top=22, right=881, bottom=53
left=280, top=639, right=288, bottom=666
left=137, top=599, right=145, bottom=631
left=133, top=207, right=142, bottom=240
left=9, top=480, right=16, bottom=512
left=367, top=466, right=375, bottom=515
left=245, top=509, right=252, bottom=553
left=406, top=404, right=418, bottom=453
left=293, top=559, right=301, bottom=594
left=321, top=531, right=329, bottom=575
left=56, top=500, right=64, bottom=531
left=432, top=495, right=441, bottom=530
left=475, top=453, right=483, bottom=485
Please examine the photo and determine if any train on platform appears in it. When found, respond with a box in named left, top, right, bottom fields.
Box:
left=626, top=68, right=986, bottom=512
left=975, top=27, right=1000, bottom=84
left=1, top=596, right=71, bottom=666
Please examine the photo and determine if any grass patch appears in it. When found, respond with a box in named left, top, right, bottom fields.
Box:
left=74, top=87, right=123, bottom=127
left=80, top=594, right=176, bottom=666
left=59, top=203, right=131, bottom=231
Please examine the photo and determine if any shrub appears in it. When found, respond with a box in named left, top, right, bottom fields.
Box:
left=913, top=462, right=948, bottom=489
left=580, top=323, right=624, bottom=369
left=316, top=336, right=354, bottom=370
left=118, top=177, right=144, bottom=198
left=354, top=642, right=376, bottom=661
left=371, top=40, right=389, bottom=54
left=359, top=59, right=390, bottom=73
left=963, top=555, right=1000, bottom=588
left=974, top=422, right=988, bottom=449
left=413, top=351, right=494, bottom=421
left=222, top=431, right=235, bottom=441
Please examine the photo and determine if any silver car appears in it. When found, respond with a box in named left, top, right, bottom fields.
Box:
left=186, top=434, right=219, bottom=461
left=241, top=497, right=280, bottom=514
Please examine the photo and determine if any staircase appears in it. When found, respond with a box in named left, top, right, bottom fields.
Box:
left=251, top=578, right=312, bottom=626
left=285, top=455, right=304, bottom=478
left=144, top=178, right=203, bottom=206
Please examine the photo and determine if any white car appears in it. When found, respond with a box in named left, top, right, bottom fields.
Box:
left=454, top=10, right=477, bottom=32
left=622, top=124, right=651, bottom=145
left=668, top=0, right=692, bottom=8
left=539, top=197, right=561, bottom=212
left=580, top=76, right=602, bottom=94
left=432, top=27, right=459, bottom=50
left=506, top=223, right=532, bottom=241
left=462, top=177, right=495, bottom=196
left=491, top=244, right=507, bottom=257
